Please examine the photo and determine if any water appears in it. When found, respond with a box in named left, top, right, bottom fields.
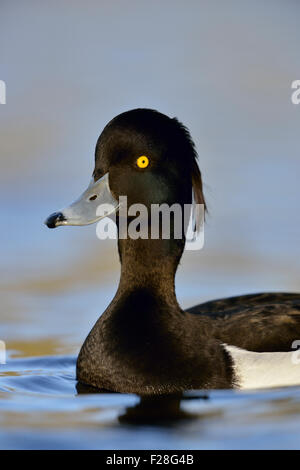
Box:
left=1, top=0, right=300, bottom=450
left=1, top=351, right=300, bottom=449
left=2, top=281, right=300, bottom=450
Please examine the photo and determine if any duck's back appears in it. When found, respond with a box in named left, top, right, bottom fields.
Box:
left=186, top=292, right=300, bottom=352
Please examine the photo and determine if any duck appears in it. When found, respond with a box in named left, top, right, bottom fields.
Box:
left=45, top=108, right=300, bottom=395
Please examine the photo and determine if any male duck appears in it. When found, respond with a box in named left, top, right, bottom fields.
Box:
left=45, top=109, right=300, bottom=395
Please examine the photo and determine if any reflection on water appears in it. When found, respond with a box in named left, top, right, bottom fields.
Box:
left=1, top=353, right=300, bottom=449
left=117, top=394, right=208, bottom=425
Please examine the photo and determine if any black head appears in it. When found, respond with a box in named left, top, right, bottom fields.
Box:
left=93, top=108, right=205, bottom=210
left=44, top=108, right=205, bottom=231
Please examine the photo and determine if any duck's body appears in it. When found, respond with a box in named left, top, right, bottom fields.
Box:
left=45, top=108, right=300, bottom=395
left=77, top=284, right=300, bottom=394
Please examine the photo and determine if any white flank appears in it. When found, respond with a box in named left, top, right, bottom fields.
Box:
left=224, top=344, right=300, bottom=390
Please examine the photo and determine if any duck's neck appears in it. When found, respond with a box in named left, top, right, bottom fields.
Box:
left=116, top=232, right=184, bottom=309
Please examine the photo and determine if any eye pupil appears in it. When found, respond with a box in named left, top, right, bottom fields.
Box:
left=89, top=195, right=97, bottom=201
left=137, top=155, right=149, bottom=168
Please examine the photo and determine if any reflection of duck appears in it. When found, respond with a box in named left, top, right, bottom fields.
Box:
left=76, top=383, right=206, bottom=424
left=118, top=394, right=205, bottom=425
left=46, top=109, right=300, bottom=394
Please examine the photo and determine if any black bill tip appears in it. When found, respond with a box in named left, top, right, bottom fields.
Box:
left=44, top=212, right=66, bottom=229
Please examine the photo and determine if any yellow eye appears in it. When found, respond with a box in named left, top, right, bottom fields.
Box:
left=136, top=155, right=149, bottom=169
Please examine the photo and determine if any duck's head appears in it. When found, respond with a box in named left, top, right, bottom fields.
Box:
left=45, top=108, right=205, bottom=232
